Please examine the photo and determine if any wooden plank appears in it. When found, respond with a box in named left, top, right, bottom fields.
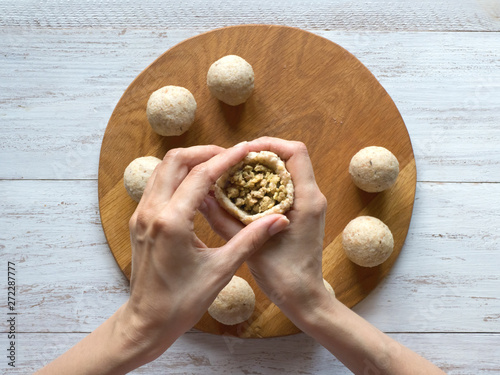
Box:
left=1, top=0, right=499, bottom=31
left=1, top=29, right=499, bottom=181
left=1, top=180, right=499, bottom=333
left=1, top=332, right=499, bottom=374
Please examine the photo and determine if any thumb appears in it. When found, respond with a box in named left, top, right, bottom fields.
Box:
left=217, top=214, right=289, bottom=270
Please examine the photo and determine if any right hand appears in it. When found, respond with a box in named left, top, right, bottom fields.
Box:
left=199, top=137, right=333, bottom=317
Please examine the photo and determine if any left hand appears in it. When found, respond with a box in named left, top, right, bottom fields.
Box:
left=123, top=143, right=289, bottom=360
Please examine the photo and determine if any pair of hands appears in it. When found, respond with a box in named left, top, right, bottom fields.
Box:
left=124, top=137, right=331, bottom=359
left=37, top=136, right=445, bottom=375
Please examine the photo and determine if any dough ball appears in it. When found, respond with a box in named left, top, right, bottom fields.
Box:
left=208, top=276, right=255, bottom=325
left=342, top=216, right=394, bottom=267
left=323, top=278, right=335, bottom=297
left=214, top=151, right=294, bottom=225
left=207, top=55, right=255, bottom=106
left=123, top=156, right=161, bottom=202
left=146, top=86, right=197, bottom=136
left=349, top=146, right=399, bottom=193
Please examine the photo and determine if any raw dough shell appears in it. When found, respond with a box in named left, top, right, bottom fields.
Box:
left=349, top=146, right=399, bottom=193
left=146, top=85, right=197, bottom=136
left=214, top=151, right=294, bottom=225
left=123, top=156, right=162, bottom=202
left=206, top=55, right=255, bottom=106
left=342, top=216, right=394, bottom=267
left=323, top=278, right=336, bottom=297
left=208, top=276, right=256, bottom=325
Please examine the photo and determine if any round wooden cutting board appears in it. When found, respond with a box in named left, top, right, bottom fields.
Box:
left=98, top=25, right=416, bottom=338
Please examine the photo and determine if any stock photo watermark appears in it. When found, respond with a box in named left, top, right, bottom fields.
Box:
left=6, top=261, right=17, bottom=368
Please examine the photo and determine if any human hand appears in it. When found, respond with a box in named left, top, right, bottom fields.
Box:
left=199, top=137, right=333, bottom=321
left=123, top=144, right=289, bottom=361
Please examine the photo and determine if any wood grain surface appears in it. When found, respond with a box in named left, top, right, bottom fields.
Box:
left=6, top=332, right=500, bottom=374
left=98, top=25, right=416, bottom=337
left=2, top=1, right=500, bottom=372
left=2, top=0, right=499, bottom=31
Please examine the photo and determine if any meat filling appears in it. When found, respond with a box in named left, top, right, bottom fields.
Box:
left=225, top=163, right=287, bottom=215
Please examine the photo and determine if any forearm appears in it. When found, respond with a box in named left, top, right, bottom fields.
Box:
left=35, top=302, right=178, bottom=375
left=286, top=295, right=446, bottom=375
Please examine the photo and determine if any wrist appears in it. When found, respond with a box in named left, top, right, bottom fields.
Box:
left=115, top=301, right=182, bottom=367
left=280, top=289, right=340, bottom=334
left=35, top=302, right=179, bottom=375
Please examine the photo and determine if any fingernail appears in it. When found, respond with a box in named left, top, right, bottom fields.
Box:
left=268, top=216, right=290, bottom=236
left=234, top=141, right=248, bottom=147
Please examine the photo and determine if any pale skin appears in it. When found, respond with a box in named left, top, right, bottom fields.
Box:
left=35, top=137, right=446, bottom=375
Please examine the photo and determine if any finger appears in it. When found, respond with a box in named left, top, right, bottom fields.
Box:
left=170, top=142, right=250, bottom=218
left=138, top=160, right=161, bottom=202
left=246, top=137, right=317, bottom=186
left=247, top=136, right=297, bottom=159
left=198, top=195, right=244, bottom=240
left=216, top=214, right=290, bottom=272
left=146, top=145, right=225, bottom=204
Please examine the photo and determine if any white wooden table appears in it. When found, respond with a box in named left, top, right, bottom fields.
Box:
left=1, top=1, right=499, bottom=373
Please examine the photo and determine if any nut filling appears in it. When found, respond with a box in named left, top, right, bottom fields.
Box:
left=225, top=163, right=287, bottom=215
left=214, top=151, right=294, bottom=225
